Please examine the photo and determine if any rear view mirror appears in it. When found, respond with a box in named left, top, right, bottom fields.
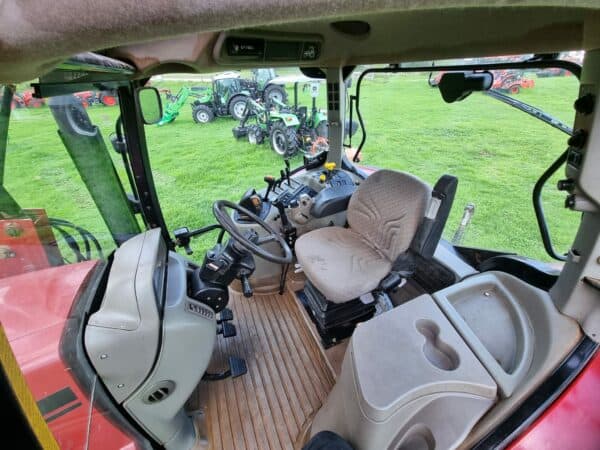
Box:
left=136, top=87, right=163, bottom=124
left=438, top=71, right=493, bottom=103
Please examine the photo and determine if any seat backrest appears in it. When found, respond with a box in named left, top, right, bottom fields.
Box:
left=347, top=170, right=431, bottom=261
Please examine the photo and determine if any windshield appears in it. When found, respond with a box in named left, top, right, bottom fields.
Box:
left=146, top=68, right=327, bottom=257
left=143, top=61, right=581, bottom=263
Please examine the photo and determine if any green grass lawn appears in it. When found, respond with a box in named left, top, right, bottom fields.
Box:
left=4, top=72, right=581, bottom=263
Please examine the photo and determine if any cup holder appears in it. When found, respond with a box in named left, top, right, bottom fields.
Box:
left=416, top=319, right=460, bottom=371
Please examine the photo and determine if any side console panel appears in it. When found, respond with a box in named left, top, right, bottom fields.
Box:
left=123, top=252, right=217, bottom=449
left=85, top=230, right=164, bottom=403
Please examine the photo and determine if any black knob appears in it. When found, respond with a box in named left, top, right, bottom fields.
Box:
left=574, top=93, right=595, bottom=115
left=568, top=129, right=587, bottom=149
left=557, top=178, right=575, bottom=191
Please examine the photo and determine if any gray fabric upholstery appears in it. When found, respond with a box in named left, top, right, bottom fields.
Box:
left=296, top=227, right=392, bottom=303
left=348, top=170, right=431, bottom=261
left=296, top=170, right=430, bottom=303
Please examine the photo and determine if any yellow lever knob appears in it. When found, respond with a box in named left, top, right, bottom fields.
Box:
left=319, top=174, right=327, bottom=182
left=324, top=162, right=337, bottom=171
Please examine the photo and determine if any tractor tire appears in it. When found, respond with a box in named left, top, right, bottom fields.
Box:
left=508, top=84, right=521, bottom=95
left=316, top=120, right=328, bottom=138
left=193, top=105, right=215, bottom=124
left=270, top=121, right=298, bottom=157
left=263, top=84, right=287, bottom=106
left=229, top=95, right=250, bottom=121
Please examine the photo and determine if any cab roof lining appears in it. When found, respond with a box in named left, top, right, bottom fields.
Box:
left=0, top=1, right=599, bottom=82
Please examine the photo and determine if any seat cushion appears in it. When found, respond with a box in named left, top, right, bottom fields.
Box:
left=296, top=227, right=392, bottom=303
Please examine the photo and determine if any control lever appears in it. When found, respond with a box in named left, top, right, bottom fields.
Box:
left=173, top=227, right=193, bottom=255
left=284, top=159, right=291, bottom=186
left=279, top=169, right=286, bottom=187
left=263, top=175, right=276, bottom=201
left=240, top=274, right=253, bottom=298
left=273, top=199, right=297, bottom=249
left=173, top=223, right=223, bottom=255
left=274, top=199, right=291, bottom=228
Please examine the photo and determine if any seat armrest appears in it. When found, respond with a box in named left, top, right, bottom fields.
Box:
left=310, top=184, right=355, bottom=218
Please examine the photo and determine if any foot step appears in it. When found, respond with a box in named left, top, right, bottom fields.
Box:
left=202, top=356, right=247, bottom=381
left=229, top=356, right=247, bottom=378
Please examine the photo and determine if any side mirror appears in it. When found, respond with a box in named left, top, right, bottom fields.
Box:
left=136, top=87, right=163, bottom=124
left=438, top=71, right=493, bottom=103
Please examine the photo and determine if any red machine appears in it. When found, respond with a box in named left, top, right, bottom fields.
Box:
left=20, top=90, right=45, bottom=108
left=492, top=70, right=535, bottom=94
left=73, top=90, right=119, bottom=107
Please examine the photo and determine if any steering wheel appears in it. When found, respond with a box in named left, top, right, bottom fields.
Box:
left=212, top=200, right=293, bottom=264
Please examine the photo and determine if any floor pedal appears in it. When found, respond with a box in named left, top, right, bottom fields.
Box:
left=229, top=356, right=247, bottom=378
left=202, top=356, right=247, bottom=381
left=217, top=322, right=237, bottom=338
left=217, top=308, right=234, bottom=323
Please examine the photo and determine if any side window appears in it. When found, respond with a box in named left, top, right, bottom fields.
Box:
left=356, top=64, right=581, bottom=262
left=0, top=85, right=137, bottom=277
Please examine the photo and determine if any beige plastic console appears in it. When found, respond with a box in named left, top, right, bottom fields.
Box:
left=433, top=272, right=535, bottom=397
left=432, top=271, right=581, bottom=448
left=311, top=294, right=497, bottom=450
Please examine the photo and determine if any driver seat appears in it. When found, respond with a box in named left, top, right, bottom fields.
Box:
left=296, top=169, right=431, bottom=304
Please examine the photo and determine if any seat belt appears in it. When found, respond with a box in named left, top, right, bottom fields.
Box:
left=410, top=174, right=458, bottom=259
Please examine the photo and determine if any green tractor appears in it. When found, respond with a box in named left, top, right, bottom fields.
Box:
left=157, top=69, right=287, bottom=126
left=191, top=69, right=287, bottom=124
left=157, top=86, right=201, bottom=126
left=233, top=77, right=328, bottom=157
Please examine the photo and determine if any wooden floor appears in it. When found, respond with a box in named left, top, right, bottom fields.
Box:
left=188, top=288, right=336, bottom=450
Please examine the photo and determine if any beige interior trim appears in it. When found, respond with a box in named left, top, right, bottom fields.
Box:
left=1, top=2, right=600, bottom=82
left=311, top=294, right=497, bottom=450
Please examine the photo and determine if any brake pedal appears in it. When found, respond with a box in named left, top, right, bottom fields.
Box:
left=217, top=322, right=237, bottom=338
left=217, top=308, right=233, bottom=323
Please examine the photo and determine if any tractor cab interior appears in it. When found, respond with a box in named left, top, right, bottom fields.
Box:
left=77, top=90, right=583, bottom=447
left=2, top=6, right=600, bottom=450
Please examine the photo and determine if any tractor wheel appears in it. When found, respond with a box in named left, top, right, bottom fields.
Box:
left=508, top=84, right=521, bottom=95
left=192, top=105, right=215, bottom=124
left=263, top=85, right=287, bottom=106
left=316, top=120, right=328, bottom=138
left=229, top=96, right=250, bottom=121
left=270, top=122, right=298, bottom=157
